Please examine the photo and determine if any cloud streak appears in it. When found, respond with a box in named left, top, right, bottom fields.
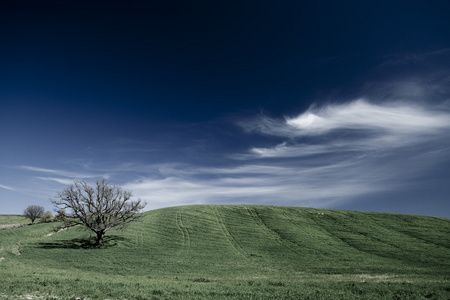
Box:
left=238, top=100, right=450, bottom=159
left=122, top=146, right=426, bottom=211
left=36, top=177, right=77, bottom=185
left=123, top=161, right=385, bottom=210
left=16, top=165, right=99, bottom=179
left=0, top=184, right=15, bottom=191
left=241, top=99, right=450, bottom=138
left=286, top=100, right=450, bottom=135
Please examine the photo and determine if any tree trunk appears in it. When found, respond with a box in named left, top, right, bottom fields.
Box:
left=95, top=231, right=104, bottom=247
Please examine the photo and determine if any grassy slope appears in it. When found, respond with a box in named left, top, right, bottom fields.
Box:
left=0, top=205, right=449, bottom=299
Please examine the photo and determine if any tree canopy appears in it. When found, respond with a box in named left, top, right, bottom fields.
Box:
left=51, top=180, right=146, bottom=247
left=23, top=205, right=45, bottom=224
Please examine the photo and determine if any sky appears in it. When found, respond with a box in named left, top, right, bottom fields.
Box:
left=1, top=0, right=450, bottom=218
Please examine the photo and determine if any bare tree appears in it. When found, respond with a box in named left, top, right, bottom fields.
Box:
left=23, top=205, right=45, bottom=224
left=51, top=180, right=146, bottom=247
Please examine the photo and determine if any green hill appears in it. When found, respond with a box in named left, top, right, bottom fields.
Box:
left=1, top=205, right=449, bottom=299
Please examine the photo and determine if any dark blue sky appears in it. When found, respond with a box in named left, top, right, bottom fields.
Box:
left=1, top=0, right=450, bottom=218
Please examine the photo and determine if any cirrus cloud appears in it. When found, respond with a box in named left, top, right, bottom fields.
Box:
left=238, top=100, right=450, bottom=159
left=241, top=99, right=450, bottom=138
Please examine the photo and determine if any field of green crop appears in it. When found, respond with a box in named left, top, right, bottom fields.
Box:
left=1, top=205, right=449, bottom=299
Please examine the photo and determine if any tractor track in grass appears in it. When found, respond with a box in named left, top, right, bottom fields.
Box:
left=365, top=214, right=450, bottom=251
left=245, top=206, right=301, bottom=255
left=136, top=227, right=144, bottom=247
left=176, top=208, right=191, bottom=248
left=212, top=206, right=247, bottom=257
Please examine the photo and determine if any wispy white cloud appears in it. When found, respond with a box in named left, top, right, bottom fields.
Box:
left=233, top=142, right=331, bottom=159
left=17, top=165, right=99, bottom=179
left=241, top=99, right=450, bottom=138
left=36, top=177, right=77, bottom=185
left=123, top=158, right=398, bottom=211
left=0, top=184, right=15, bottom=191
left=7, top=166, right=110, bottom=207
left=237, top=100, right=450, bottom=159
left=286, top=100, right=450, bottom=135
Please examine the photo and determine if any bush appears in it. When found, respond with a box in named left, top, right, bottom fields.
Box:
left=41, top=211, right=54, bottom=223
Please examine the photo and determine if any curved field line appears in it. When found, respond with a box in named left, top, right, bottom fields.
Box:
left=303, top=211, right=405, bottom=259
left=176, top=209, right=191, bottom=248
left=212, top=206, right=247, bottom=257
left=366, top=215, right=450, bottom=251
left=132, top=225, right=144, bottom=246
left=139, top=228, right=144, bottom=246
left=245, top=206, right=300, bottom=255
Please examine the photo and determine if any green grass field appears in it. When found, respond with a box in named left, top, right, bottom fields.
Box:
left=1, top=205, right=449, bottom=299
